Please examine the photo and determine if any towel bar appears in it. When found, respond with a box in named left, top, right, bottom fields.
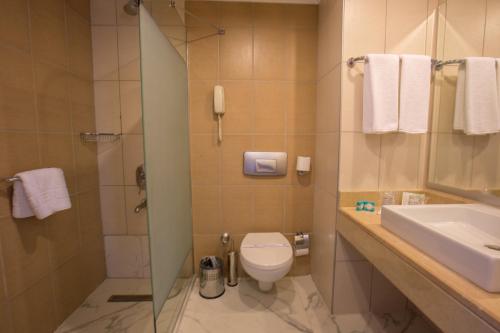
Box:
left=4, top=176, right=21, bottom=183
left=347, top=55, right=463, bottom=71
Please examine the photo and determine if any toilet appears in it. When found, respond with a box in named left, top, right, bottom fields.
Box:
left=240, top=232, right=293, bottom=292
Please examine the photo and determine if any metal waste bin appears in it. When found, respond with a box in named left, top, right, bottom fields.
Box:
left=199, top=256, right=225, bottom=299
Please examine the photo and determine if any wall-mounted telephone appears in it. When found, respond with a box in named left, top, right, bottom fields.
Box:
left=214, top=85, right=225, bottom=142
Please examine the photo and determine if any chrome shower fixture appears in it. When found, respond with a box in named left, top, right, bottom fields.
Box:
left=123, top=0, right=141, bottom=16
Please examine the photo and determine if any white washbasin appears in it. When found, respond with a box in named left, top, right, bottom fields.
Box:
left=381, top=204, right=500, bottom=292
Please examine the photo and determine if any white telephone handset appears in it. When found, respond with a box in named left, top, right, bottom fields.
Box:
left=214, top=85, right=225, bottom=142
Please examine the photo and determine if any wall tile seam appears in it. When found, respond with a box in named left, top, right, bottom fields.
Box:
left=0, top=230, right=12, bottom=301
left=314, top=183, right=339, bottom=196
left=25, top=0, right=43, bottom=171
left=199, top=184, right=313, bottom=188
left=91, top=23, right=138, bottom=27
left=93, top=79, right=141, bottom=83
left=382, top=0, right=389, bottom=54
left=31, top=54, right=94, bottom=82
left=187, top=78, right=319, bottom=84
left=31, top=24, right=93, bottom=81
left=480, top=0, right=489, bottom=57
left=193, top=231, right=312, bottom=237
left=423, top=0, right=431, bottom=56
left=0, top=129, right=83, bottom=135
left=189, top=132, right=318, bottom=136
left=65, top=2, right=92, bottom=24
left=103, top=232, right=149, bottom=236
left=4, top=267, right=53, bottom=300
left=46, top=245, right=81, bottom=272
left=317, top=61, right=342, bottom=82
left=100, top=184, right=144, bottom=188
left=0, top=40, right=33, bottom=58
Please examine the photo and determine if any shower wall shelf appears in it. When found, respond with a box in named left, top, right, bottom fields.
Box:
left=80, top=132, right=122, bottom=143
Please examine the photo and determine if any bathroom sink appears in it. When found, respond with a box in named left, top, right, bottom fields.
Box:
left=381, top=204, right=500, bottom=292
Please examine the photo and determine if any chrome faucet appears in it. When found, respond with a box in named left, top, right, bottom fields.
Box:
left=136, top=165, right=146, bottom=192
left=134, top=198, right=147, bottom=213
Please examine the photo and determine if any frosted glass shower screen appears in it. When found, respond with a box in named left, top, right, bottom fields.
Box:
left=139, top=6, right=192, bottom=317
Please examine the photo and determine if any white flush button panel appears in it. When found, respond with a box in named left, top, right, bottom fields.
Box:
left=244, top=152, right=287, bottom=176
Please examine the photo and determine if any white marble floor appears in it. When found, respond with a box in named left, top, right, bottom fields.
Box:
left=55, top=277, right=194, bottom=333
left=175, top=275, right=438, bottom=333
left=55, top=279, right=155, bottom=333
left=55, top=276, right=437, bottom=333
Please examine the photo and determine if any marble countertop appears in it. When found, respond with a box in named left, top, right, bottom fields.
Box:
left=339, top=207, right=500, bottom=329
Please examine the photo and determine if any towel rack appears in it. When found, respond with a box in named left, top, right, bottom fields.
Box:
left=80, top=132, right=121, bottom=143
left=433, top=59, right=465, bottom=70
left=346, top=55, right=460, bottom=70
left=4, top=176, right=20, bottom=183
left=347, top=56, right=368, bottom=67
left=347, top=56, right=439, bottom=68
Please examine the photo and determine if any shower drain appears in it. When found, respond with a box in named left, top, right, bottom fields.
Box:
left=108, top=294, right=152, bottom=302
left=484, top=244, right=500, bottom=251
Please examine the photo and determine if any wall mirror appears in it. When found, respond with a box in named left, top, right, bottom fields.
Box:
left=428, top=0, right=500, bottom=204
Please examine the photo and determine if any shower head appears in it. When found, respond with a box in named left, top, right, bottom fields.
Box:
left=123, top=0, right=140, bottom=16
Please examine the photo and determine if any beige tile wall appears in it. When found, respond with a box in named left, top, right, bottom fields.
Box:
left=187, top=1, right=318, bottom=276
left=331, top=0, right=440, bottom=316
left=339, top=0, right=437, bottom=192
left=90, top=0, right=150, bottom=278
left=90, top=0, right=187, bottom=278
left=312, top=0, right=342, bottom=310
left=0, top=1, right=106, bottom=332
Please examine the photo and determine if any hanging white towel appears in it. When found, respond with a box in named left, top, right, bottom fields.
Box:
left=399, top=55, right=431, bottom=133
left=497, top=59, right=500, bottom=113
left=454, top=57, right=500, bottom=135
left=453, top=63, right=466, bottom=131
left=12, top=168, right=71, bottom=220
left=363, top=54, right=400, bottom=134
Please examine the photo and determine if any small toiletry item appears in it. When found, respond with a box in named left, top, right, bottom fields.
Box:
left=355, top=201, right=376, bottom=212
left=381, top=191, right=397, bottom=206
left=378, top=191, right=397, bottom=214
left=401, top=192, right=426, bottom=205
left=363, top=201, right=376, bottom=212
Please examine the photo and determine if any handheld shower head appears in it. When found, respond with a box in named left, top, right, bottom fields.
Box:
left=123, top=0, right=140, bottom=16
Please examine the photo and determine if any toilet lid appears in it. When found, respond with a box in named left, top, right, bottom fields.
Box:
left=240, top=233, right=293, bottom=270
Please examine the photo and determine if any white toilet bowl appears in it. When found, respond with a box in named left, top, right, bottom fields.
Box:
left=240, top=232, right=293, bottom=292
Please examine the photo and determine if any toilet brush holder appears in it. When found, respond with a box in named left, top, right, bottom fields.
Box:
left=227, top=251, right=238, bottom=287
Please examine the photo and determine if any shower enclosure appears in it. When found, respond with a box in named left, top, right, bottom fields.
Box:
left=0, top=1, right=193, bottom=331
left=139, top=2, right=194, bottom=331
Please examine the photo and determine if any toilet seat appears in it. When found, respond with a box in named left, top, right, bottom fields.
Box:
left=240, top=233, right=293, bottom=271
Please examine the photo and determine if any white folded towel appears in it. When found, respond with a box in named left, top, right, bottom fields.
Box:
left=13, top=168, right=71, bottom=220
left=497, top=59, right=500, bottom=114
left=399, top=55, right=431, bottom=133
left=453, top=57, right=500, bottom=135
left=453, top=63, right=466, bottom=131
left=363, top=54, right=400, bottom=133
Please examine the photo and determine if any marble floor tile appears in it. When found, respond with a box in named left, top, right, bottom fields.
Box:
left=55, top=279, right=155, bottom=333
left=175, top=275, right=439, bottom=333
left=176, top=276, right=320, bottom=333
left=157, top=277, right=193, bottom=333
left=55, top=275, right=438, bottom=333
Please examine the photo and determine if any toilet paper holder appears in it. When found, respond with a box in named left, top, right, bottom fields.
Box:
left=294, top=232, right=310, bottom=250
left=296, top=156, right=311, bottom=176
